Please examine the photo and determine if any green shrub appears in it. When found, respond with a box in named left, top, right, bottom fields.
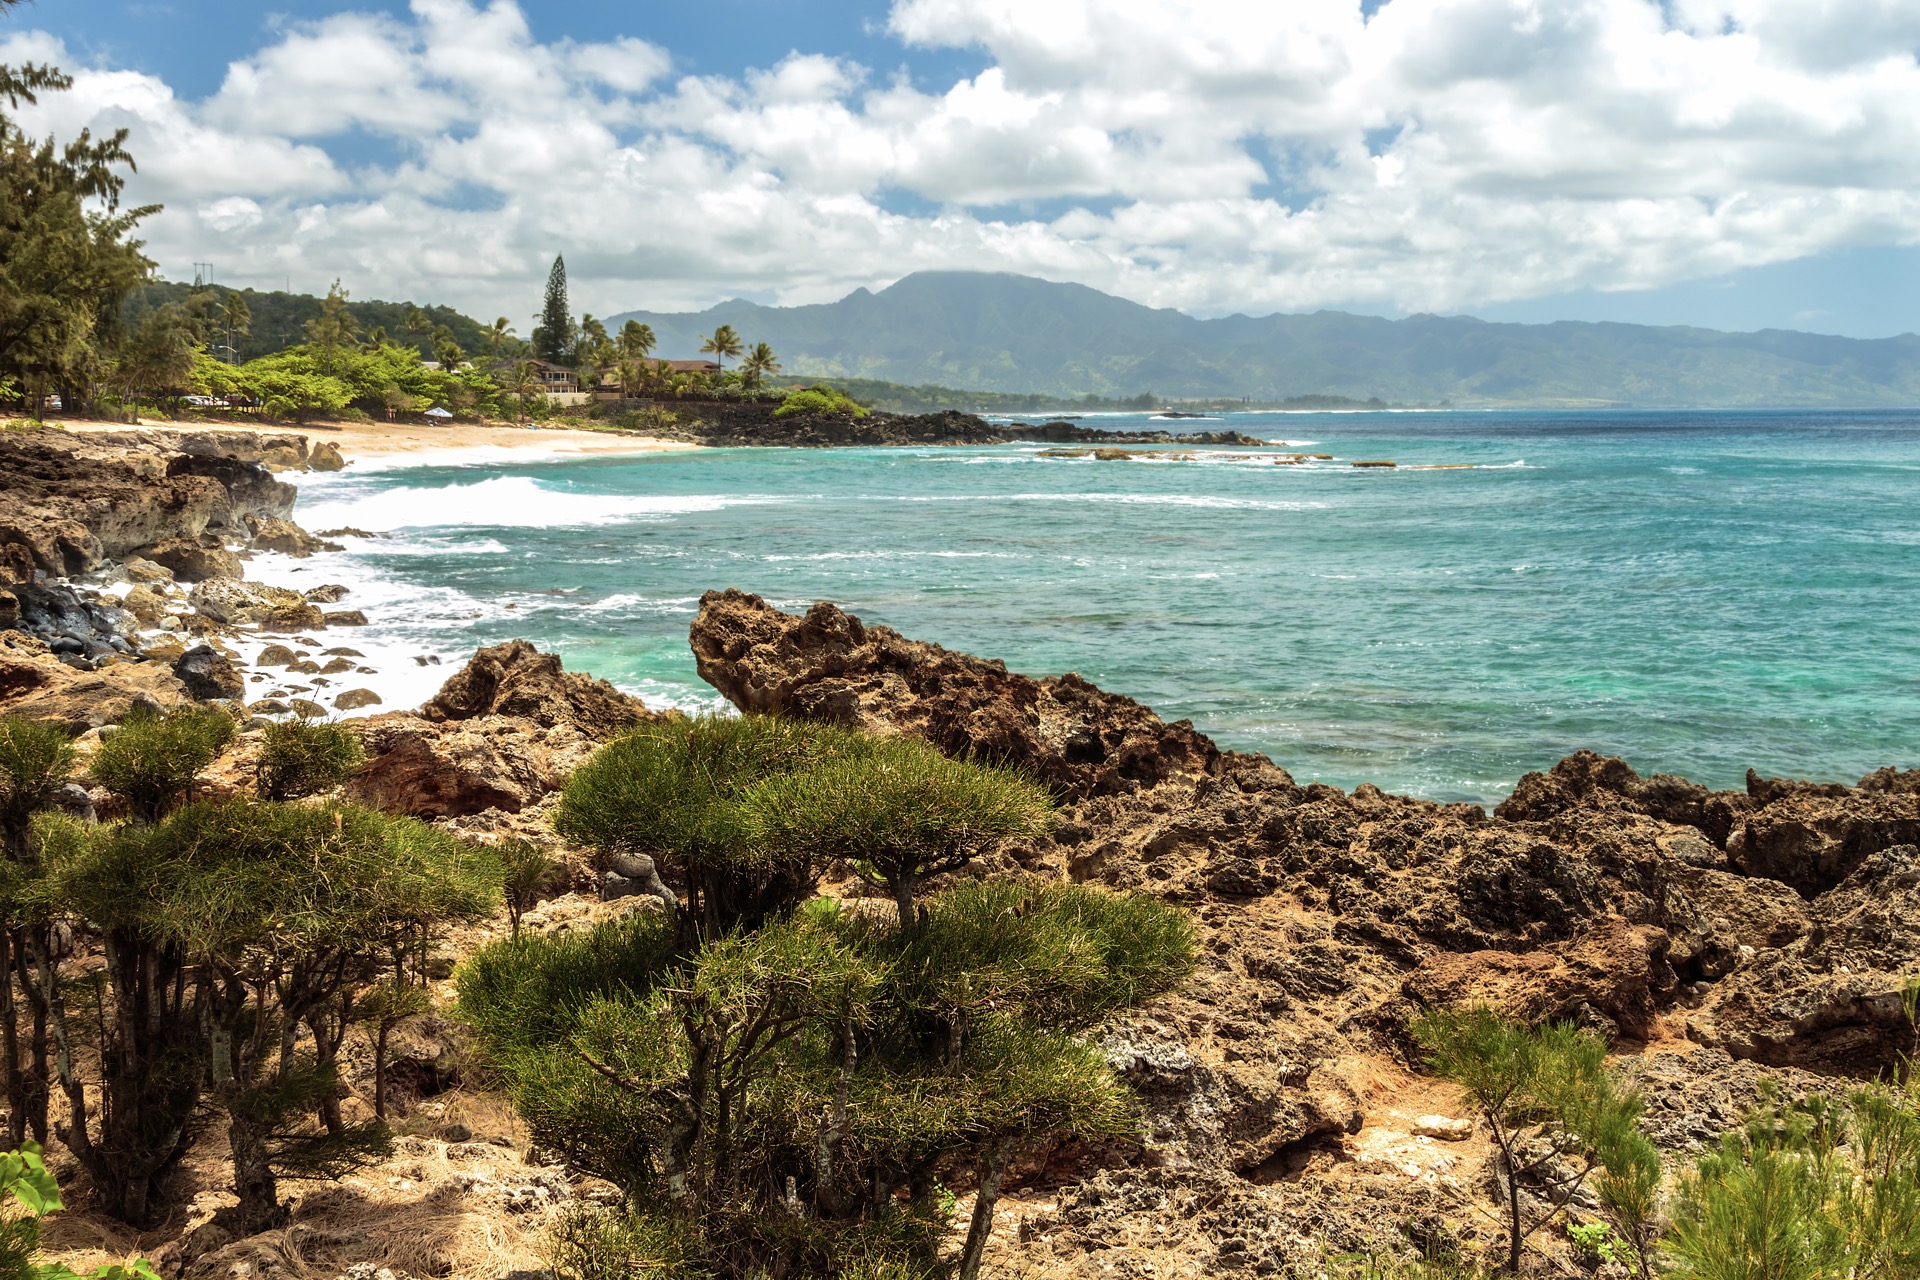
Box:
left=0, top=718, right=73, bottom=856
left=554, top=714, right=869, bottom=939
left=1412, top=1006, right=1659, bottom=1276
left=88, top=703, right=235, bottom=822
left=744, top=734, right=1050, bottom=924
left=465, top=718, right=1195, bottom=1280
left=771, top=385, right=868, bottom=419
left=1664, top=1081, right=1920, bottom=1280
left=254, top=716, right=363, bottom=801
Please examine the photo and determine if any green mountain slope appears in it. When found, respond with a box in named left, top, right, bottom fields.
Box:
left=609, top=271, right=1920, bottom=408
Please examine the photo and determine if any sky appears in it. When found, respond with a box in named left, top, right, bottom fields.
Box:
left=6, top=0, right=1920, bottom=337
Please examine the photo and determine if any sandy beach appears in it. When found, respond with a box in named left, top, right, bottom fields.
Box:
left=58, top=415, right=699, bottom=464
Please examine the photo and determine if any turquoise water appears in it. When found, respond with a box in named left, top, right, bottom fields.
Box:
left=292, top=410, right=1920, bottom=803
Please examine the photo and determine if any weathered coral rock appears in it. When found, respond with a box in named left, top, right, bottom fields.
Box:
left=137, top=534, right=244, bottom=583
left=421, top=638, right=651, bottom=741
left=0, top=631, right=188, bottom=730
left=690, top=588, right=1218, bottom=799
left=248, top=516, right=342, bottom=557
left=346, top=643, right=661, bottom=819
left=1689, top=845, right=1920, bottom=1073
left=1403, top=918, right=1675, bottom=1039
left=188, top=579, right=307, bottom=625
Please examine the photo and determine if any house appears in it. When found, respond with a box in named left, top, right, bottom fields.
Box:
left=661, top=359, right=722, bottom=374
left=590, top=358, right=726, bottom=400
left=526, top=359, right=580, bottom=393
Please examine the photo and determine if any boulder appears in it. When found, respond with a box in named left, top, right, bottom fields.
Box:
left=422, top=639, right=652, bottom=741
left=0, top=631, right=189, bottom=730
left=173, top=645, right=244, bottom=701
left=1689, top=845, right=1920, bottom=1074
left=1403, top=917, right=1676, bottom=1039
left=308, top=441, right=347, bottom=471
left=322, top=610, right=369, bottom=627
left=188, top=579, right=306, bottom=625
left=304, top=583, right=350, bottom=603
left=1725, top=768, right=1920, bottom=895
left=246, top=516, right=342, bottom=557
left=334, top=688, right=381, bottom=710
left=258, top=603, right=327, bottom=632
left=344, top=713, right=592, bottom=818
left=139, top=535, right=243, bottom=583
left=165, top=453, right=296, bottom=527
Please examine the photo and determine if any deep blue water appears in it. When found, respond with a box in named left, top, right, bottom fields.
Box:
left=289, top=409, right=1920, bottom=803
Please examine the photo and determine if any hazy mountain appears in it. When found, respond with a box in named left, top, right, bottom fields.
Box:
left=608, top=271, right=1920, bottom=408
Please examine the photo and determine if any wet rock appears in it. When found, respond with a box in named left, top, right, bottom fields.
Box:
left=120, top=584, right=168, bottom=625
left=189, top=579, right=307, bottom=625
left=259, top=603, right=327, bottom=632
left=323, top=610, right=369, bottom=627
left=308, top=441, right=347, bottom=471
left=247, top=516, right=342, bottom=557
left=256, top=644, right=297, bottom=666
left=173, top=644, right=244, bottom=701
left=335, top=688, right=382, bottom=710
left=305, top=583, right=350, bottom=603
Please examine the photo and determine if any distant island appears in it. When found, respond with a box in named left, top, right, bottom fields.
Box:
left=610, top=270, right=1920, bottom=410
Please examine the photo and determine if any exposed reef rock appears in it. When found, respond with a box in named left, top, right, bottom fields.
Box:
left=668, top=402, right=1270, bottom=448
left=0, top=430, right=294, bottom=582
left=0, top=630, right=188, bottom=730
left=688, top=588, right=1920, bottom=1274
left=347, top=642, right=662, bottom=820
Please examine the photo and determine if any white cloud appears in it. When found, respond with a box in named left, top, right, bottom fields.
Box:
left=5, top=0, right=1920, bottom=325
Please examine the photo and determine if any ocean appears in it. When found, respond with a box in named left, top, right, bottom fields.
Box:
left=270, top=409, right=1920, bottom=805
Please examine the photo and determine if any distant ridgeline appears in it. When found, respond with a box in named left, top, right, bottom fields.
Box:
left=763, top=377, right=1399, bottom=414
left=125, top=281, right=502, bottom=364
left=610, top=270, right=1920, bottom=409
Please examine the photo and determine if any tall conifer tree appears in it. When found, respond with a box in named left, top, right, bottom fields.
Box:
left=532, top=254, right=573, bottom=364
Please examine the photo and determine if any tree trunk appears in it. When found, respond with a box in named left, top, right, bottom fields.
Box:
left=1498, top=1131, right=1522, bottom=1273
left=958, top=1140, right=1016, bottom=1280
left=892, top=876, right=917, bottom=934
left=2, top=932, right=19, bottom=1148
left=226, top=1101, right=287, bottom=1234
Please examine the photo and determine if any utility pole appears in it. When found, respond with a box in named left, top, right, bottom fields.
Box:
left=193, top=262, right=213, bottom=288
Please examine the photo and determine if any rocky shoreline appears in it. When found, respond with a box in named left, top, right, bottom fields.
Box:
left=4, top=426, right=1918, bottom=1278
left=664, top=401, right=1272, bottom=447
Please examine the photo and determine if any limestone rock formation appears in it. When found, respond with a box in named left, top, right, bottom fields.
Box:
left=684, top=589, right=1920, bottom=1275
left=422, top=638, right=652, bottom=740
left=347, top=642, right=660, bottom=819
left=173, top=644, right=244, bottom=701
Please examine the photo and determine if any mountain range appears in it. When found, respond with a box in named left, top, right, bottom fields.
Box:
left=608, top=271, right=1920, bottom=408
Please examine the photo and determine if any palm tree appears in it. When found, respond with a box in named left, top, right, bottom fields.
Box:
left=361, top=325, right=389, bottom=354
left=486, top=316, right=514, bottom=355
left=618, top=320, right=655, bottom=362
left=739, top=341, right=781, bottom=388
left=700, top=324, right=742, bottom=370
left=500, top=358, right=537, bottom=424
left=616, top=358, right=648, bottom=400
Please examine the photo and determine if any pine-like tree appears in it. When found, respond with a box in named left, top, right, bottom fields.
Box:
left=533, top=254, right=573, bottom=364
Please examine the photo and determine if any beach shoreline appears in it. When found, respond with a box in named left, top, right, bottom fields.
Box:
left=53, top=415, right=700, bottom=465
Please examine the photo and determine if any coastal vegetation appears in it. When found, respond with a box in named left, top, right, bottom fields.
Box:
left=460, top=714, right=1196, bottom=1279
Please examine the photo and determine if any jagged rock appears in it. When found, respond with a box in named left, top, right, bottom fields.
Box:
left=120, top=584, right=168, bottom=625
left=1403, top=918, right=1676, bottom=1039
left=689, top=588, right=1218, bottom=799
left=0, top=590, right=16, bottom=629
left=0, top=632, right=188, bottom=730
left=1689, top=845, right=1920, bottom=1074
left=166, top=453, right=297, bottom=526
left=122, top=556, right=174, bottom=584
left=1725, top=768, right=1920, bottom=895
left=345, top=714, right=590, bottom=818
left=174, top=644, right=244, bottom=701
left=1497, top=748, right=1752, bottom=848
left=305, top=583, right=350, bottom=603
left=139, top=535, right=244, bottom=583
left=247, top=516, right=341, bottom=557
left=308, top=441, right=347, bottom=471
left=189, top=579, right=307, bottom=625
left=422, top=638, right=652, bottom=741
left=259, top=603, right=327, bottom=632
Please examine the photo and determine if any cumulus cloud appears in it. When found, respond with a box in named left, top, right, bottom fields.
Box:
left=4, top=0, right=1919, bottom=324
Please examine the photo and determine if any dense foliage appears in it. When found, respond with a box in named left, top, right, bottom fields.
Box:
left=0, top=710, right=504, bottom=1230
left=0, top=1143, right=159, bottom=1279
left=464, top=715, right=1194, bottom=1279
left=773, top=385, right=870, bottom=419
